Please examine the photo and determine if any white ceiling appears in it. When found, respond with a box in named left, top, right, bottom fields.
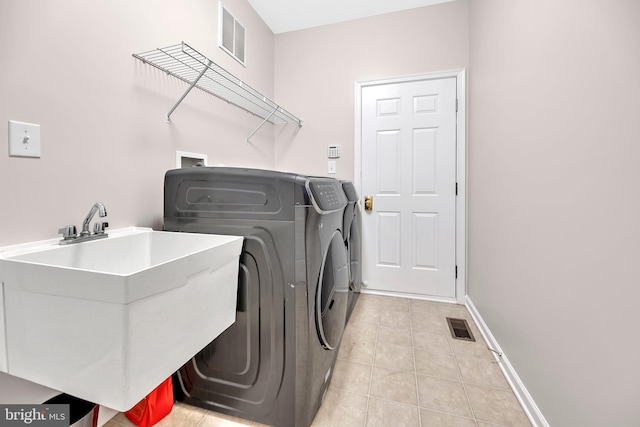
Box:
left=247, top=0, right=455, bottom=34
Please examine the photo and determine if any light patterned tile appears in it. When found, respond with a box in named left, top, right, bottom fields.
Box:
left=380, top=310, right=411, bottom=330
left=338, top=338, right=376, bottom=364
left=380, top=296, right=411, bottom=313
left=411, top=311, right=448, bottom=334
left=102, top=416, right=130, bottom=426
left=456, top=354, right=509, bottom=389
left=311, top=388, right=368, bottom=427
left=465, top=384, right=531, bottom=427
left=412, top=329, right=452, bottom=354
left=377, top=325, right=413, bottom=346
left=374, top=341, right=414, bottom=371
left=409, top=299, right=441, bottom=315
left=414, top=348, right=460, bottom=381
left=111, top=404, right=260, bottom=427
left=416, top=375, right=473, bottom=418
left=343, top=319, right=378, bottom=343
left=356, top=294, right=384, bottom=310
left=365, top=397, right=420, bottom=427
left=154, top=402, right=207, bottom=426
left=369, top=367, right=418, bottom=406
left=420, top=409, right=476, bottom=427
left=103, top=412, right=133, bottom=426
left=198, top=411, right=255, bottom=426
left=437, top=303, right=473, bottom=320
left=449, top=338, right=494, bottom=361
left=330, top=359, right=372, bottom=394
left=350, top=303, right=381, bottom=325
left=113, top=296, right=532, bottom=427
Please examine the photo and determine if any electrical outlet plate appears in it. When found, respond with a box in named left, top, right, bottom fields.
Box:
left=9, top=120, right=41, bottom=158
left=328, top=160, right=337, bottom=174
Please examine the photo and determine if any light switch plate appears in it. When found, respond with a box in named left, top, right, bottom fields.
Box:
left=9, top=120, right=41, bottom=158
left=328, top=160, right=337, bottom=174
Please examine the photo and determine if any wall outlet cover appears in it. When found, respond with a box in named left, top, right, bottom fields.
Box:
left=328, top=160, right=337, bottom=174
left=9, top=120, right=41, bottom=158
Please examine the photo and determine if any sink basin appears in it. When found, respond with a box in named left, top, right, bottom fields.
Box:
left=0, top=227, right=242, bottom=411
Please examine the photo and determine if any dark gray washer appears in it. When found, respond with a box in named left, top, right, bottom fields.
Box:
left=163, top=167, right=348, bottom=427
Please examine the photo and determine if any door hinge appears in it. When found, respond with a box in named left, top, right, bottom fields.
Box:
left=455, top=98, right=459, bottom=112
left=455, top=265, right=458, bottom=279
left=455, top=182, right=458, bottom=195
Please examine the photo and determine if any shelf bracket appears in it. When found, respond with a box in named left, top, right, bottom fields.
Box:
left=246, top=106, right=278, bottom=143
left=135, top=43, right=303, bottom=130
left=166, top=60, right=212, bottom=123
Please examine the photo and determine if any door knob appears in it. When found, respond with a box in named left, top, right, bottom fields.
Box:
left=364, top=195, right=373, bottom=211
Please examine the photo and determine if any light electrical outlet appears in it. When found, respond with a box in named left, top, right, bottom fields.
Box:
left=8, top=120, right=41, bottom=158
left=328, top=160, right=337, bottom=174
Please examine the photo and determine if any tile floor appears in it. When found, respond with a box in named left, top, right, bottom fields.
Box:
left=105, top=294, right=531, bottom=427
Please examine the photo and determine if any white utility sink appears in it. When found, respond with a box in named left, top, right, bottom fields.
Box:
left=0, top=227, right=242, bottom=411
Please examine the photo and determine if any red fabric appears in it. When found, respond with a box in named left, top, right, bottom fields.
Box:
left=125, top=377, right=174, bottom=427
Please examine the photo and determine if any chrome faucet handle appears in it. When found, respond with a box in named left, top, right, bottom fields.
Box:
left=93, top=222, right=109, bottom=235
left=58, top=225, right=77, bottom=239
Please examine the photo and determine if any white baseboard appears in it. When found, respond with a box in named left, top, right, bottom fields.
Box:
left=360, top=289, right=457, bottom=304
left=465, top=296, right=550, bottom=427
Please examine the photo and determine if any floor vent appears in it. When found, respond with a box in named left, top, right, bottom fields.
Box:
left=446, top=317, right=476, bottom=342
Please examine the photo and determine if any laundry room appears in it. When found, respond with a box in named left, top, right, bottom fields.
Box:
left=1, top=1, right=639, bottom=427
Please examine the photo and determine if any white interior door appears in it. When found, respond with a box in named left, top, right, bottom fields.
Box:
left=360, top=77, right=457, bottom=298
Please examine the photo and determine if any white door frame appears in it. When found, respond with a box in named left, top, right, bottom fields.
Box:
left=354, top=69, right=466, bottom=304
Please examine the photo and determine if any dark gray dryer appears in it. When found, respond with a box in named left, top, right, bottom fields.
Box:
left=163, top=167, right=349, bottom=427
left=341, top=181, right=362, bottom=321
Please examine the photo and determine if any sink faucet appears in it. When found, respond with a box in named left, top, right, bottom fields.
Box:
left=80, top=202, right=108, bottom=237
left=58, top=202, right=109, bottom=245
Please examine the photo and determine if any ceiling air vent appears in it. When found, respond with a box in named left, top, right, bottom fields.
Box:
left=219, top=2, right=246, bottom=66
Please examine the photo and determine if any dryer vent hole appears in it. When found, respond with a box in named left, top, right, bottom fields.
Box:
left=446, top=317, right=475, bottom=342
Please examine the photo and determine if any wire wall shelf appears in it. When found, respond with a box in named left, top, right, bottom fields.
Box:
left=133, top=42, right=302, bottom=142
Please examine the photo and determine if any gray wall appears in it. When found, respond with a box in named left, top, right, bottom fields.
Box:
left=0, top=0, right=277, bottom=247
left=3, top=1, right=640, bottom=424
left=273, top=1, right=469, bottom=177
left=468, top=1, right=640, bottom=426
